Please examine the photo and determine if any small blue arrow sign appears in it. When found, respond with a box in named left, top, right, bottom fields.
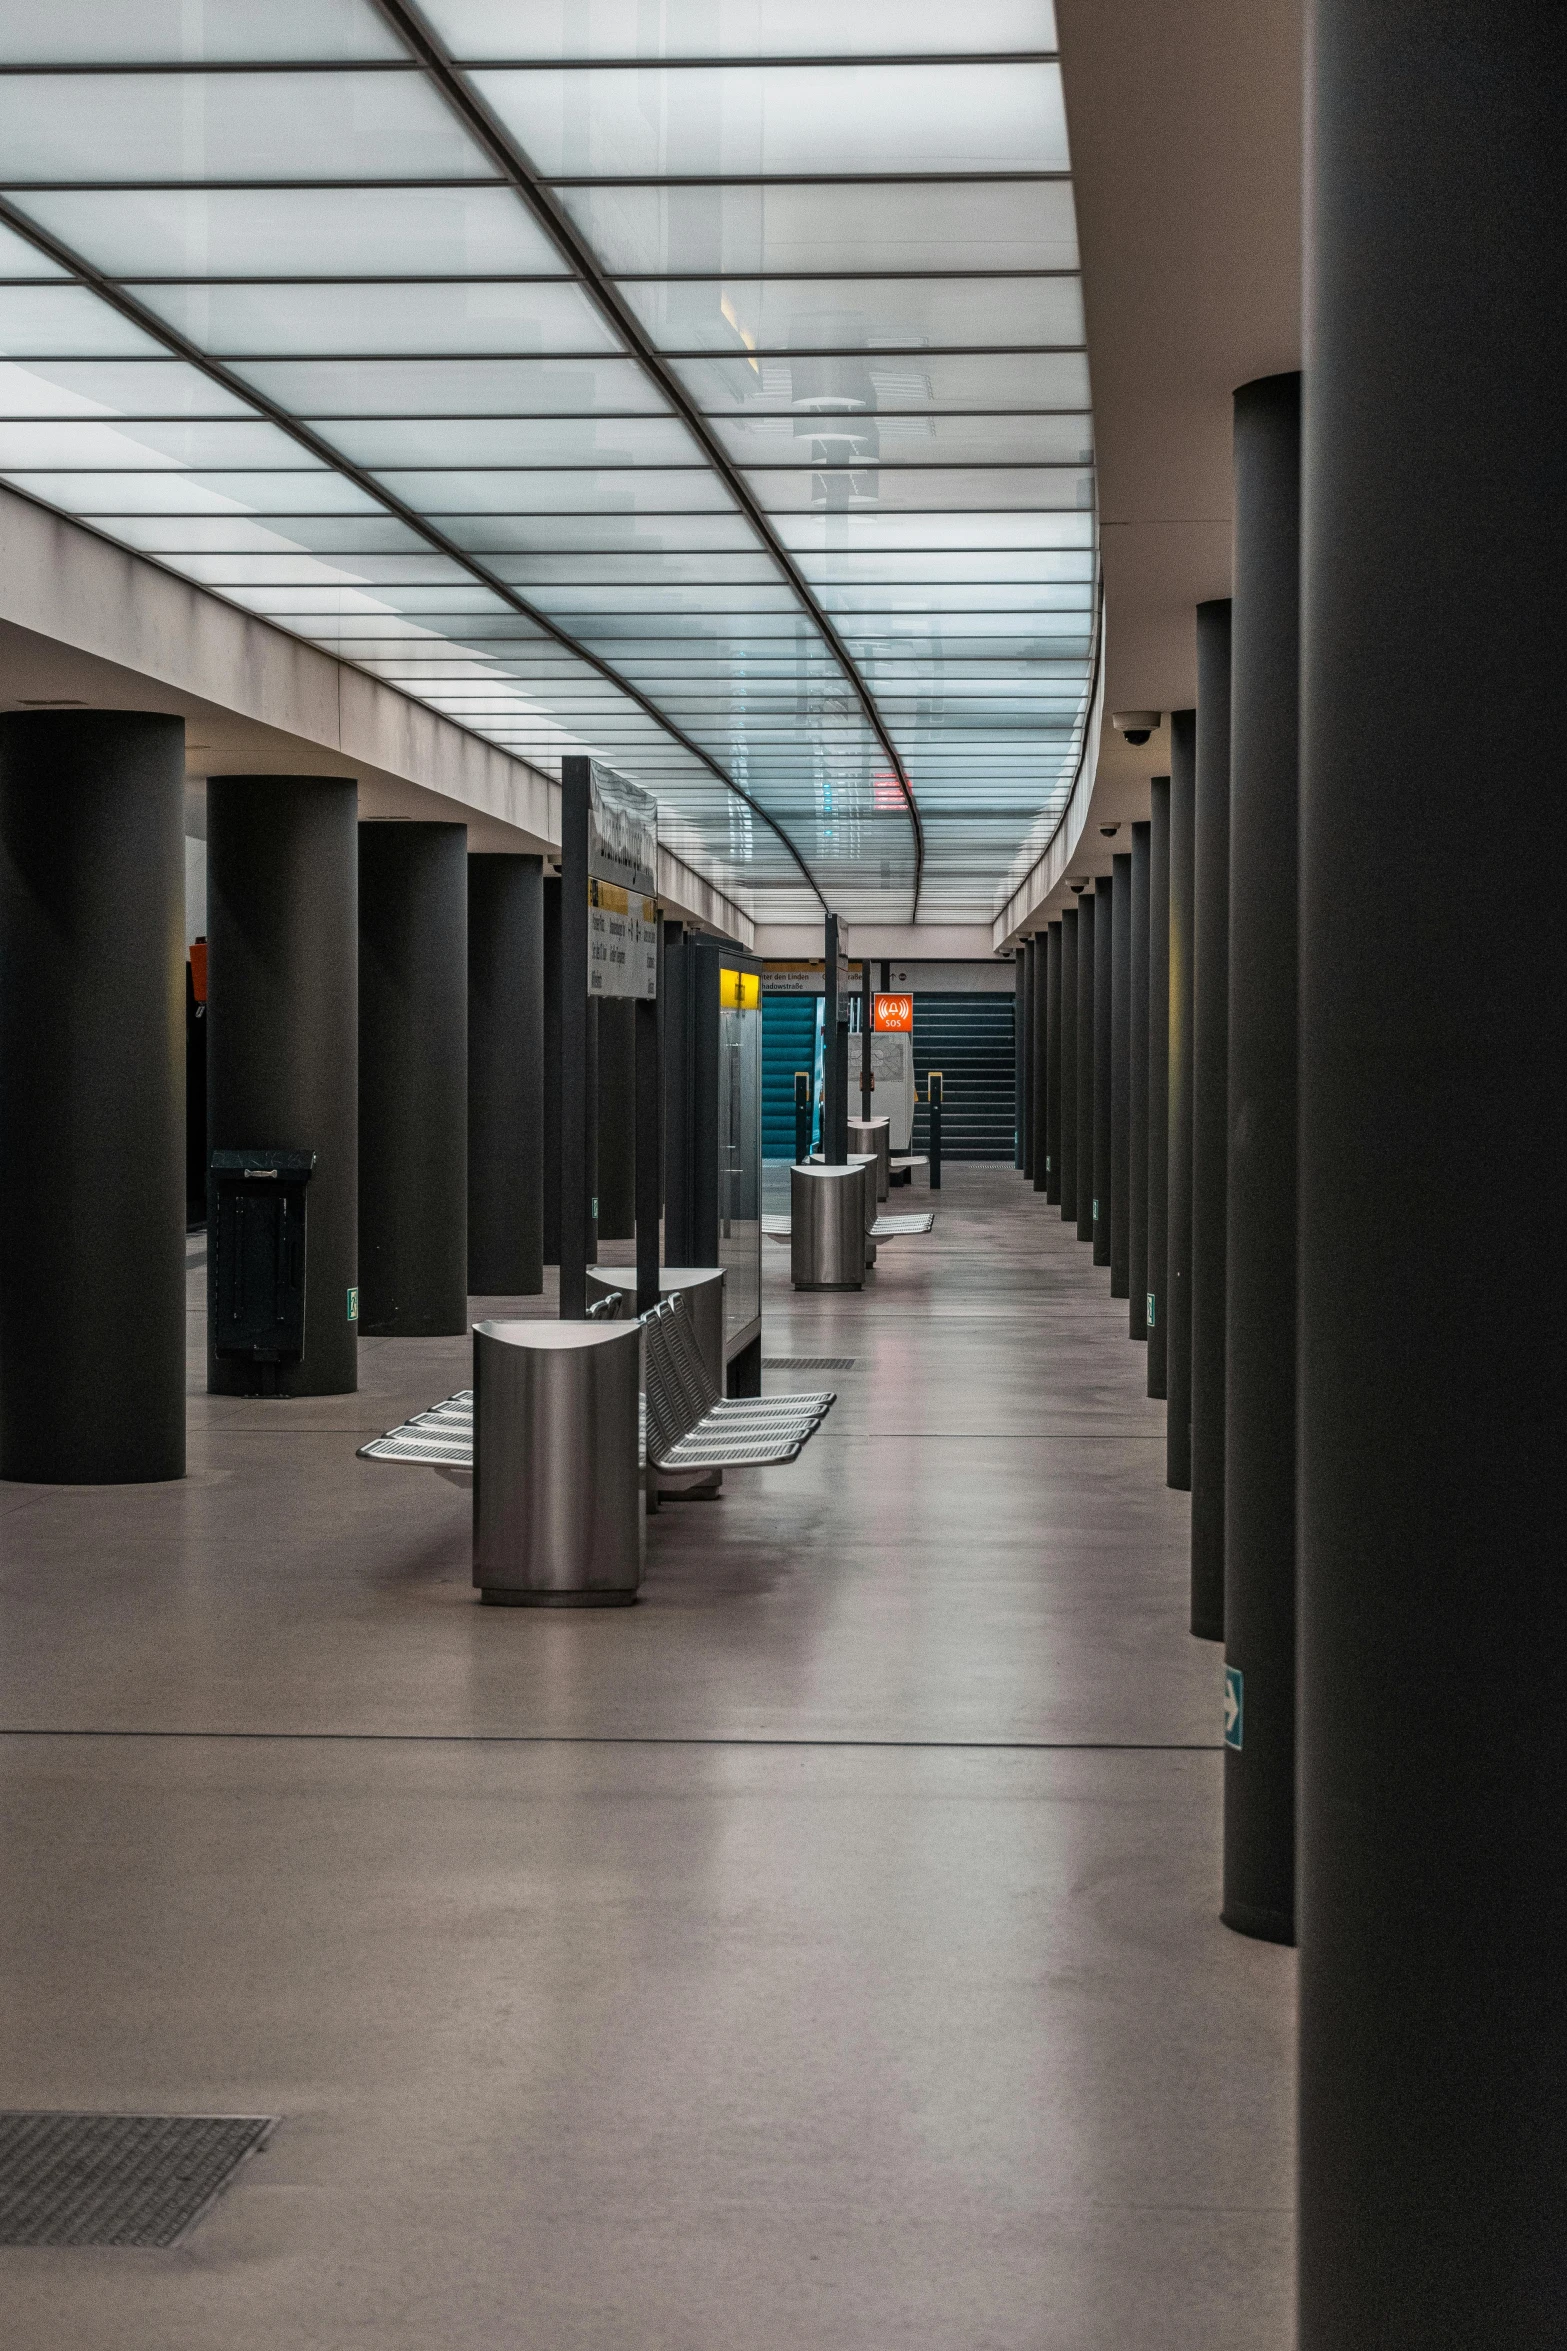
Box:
left=1224, top=1665, right=1243, bottom=1751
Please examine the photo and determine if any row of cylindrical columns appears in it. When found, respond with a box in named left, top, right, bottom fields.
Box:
left=0, top=733, right=566, bottom=1473
left=1011, top=34, right=1564, bottom=2312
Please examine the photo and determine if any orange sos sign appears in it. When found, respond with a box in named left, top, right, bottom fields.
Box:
left=874, top=993, right=913, bottom=1033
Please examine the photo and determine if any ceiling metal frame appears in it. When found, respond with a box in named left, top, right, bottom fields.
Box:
left=368, top=0, right=925, bottom=918
left=0, top=190, right=828, bottom=912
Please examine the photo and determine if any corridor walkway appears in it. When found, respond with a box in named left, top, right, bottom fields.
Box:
left=0, top=1169, right=1294, bottom=2348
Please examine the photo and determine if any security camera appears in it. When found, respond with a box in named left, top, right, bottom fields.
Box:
left=1100, top=824, right=1120, bottom=838
left=1112, top=710, right=1160, bottom=747
left=1068, top=880, right=1087, bottom=894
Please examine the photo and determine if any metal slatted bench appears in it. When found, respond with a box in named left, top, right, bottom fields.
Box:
left=641, top=1295, right=835, bottom=1471
left=357, top=1292, right=625, bottom=1483
left=762, top=1208, right=934, bottom=1241
left=358, top=1291, right=832, bottom=1483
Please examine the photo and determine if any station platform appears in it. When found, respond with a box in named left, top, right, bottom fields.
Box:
left=0, top=1168, right=1292, bottom=2350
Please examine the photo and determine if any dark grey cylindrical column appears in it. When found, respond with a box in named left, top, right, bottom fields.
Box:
left=358, top=821, right=468, bottom=1336
left=1223, top=374, right=1301, bottom=1947
left=1167, top=717, right=1195, bottom=1489
left=1129, top=822, right=1151, bottom=1339
left=0, top=711, right=186, bottom=1482
left=542, top=869, right=561, bottom=1269
left=1075, top=891, right=1095, bottom=1243
left=1297, top=14, right=1567, bottom=2343
left=596, top=994, right=635, bottom=1241
left=1032, top=927, right=1049, bottom=1193
left=1190, top=599, right=1233, bottom=1640
left=1016, top=945, right=1030, bottom=1173
left=1147, top=779, right=1171, bottom=1397
left=468, top=852, right=543, bottom=1296
left=1092, top=878, right=1113, bottom=1267
left=1109, top=853, right=1132, bottom=1296
left=1045, top=921, right=1063, bottom=1204
left=208, top=775, right=359, bottom=1396
left=1058, top=904, right=1079, bottom=1221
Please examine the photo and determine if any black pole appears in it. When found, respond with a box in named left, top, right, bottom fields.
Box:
left=1058, top=904, right=1079, bottom=1222
left=358, top=821, right=467, bottom=1337
left=558, top=757, right=590, bottom=1319
left=634, top=989, right=660, bottom=1314
left=1147, top=779, right=1171, bottom=1396
left=823, top=913, right=845, bottom=1164
left=467, top=851, right=543, bottom=1296
left=208, top=774, right=359, bottom=1394
left=0, top=711, right=186, bottom=1483
left=1092, top=880, right=1113, bottom=1267
left=542, top=873, right=560, bottom=1266
left=660, top=921, right=689, bottom=1262
left=1190, top=598, right=1233, bottom=1641
left=1075, top=892, right=1096, bottom=1244
left=794, top=1070, right=812, bottom=1168
left=1129, top=823, right=1151, bottom=1340
left=1223, top=374, right=1301, bottom=1947
left=1015, top=947, right=1028, bottom=1172
left=860, top=952, right=873, bottom=1119
left=1110, top=854, right=1132, bottom=1296
left=1167, top=716, right=1195, bottom=1490
left=928, top=1071, right=942, bottom=1190
left=1032, top=930, right=1049, bottom=1194
left=1045, top=921, right=1063, bottom=1205
left=185, top=949, right=207, bottom=1226
left=1297, top=15, right=1567, bottom=2340
left=595, top=994, right=635, bottom=1241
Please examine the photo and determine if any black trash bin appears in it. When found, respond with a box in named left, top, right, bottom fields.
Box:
left=209, top=1148, right=316, bottom=1395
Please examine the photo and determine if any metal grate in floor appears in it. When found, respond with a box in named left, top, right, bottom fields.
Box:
left=762, top=1357, right=855, bottom=1371
left=0, top=2112, right=275, bottom=2247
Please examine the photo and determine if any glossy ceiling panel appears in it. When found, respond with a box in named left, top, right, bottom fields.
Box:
left=0, top=3, right=1095, bottom=924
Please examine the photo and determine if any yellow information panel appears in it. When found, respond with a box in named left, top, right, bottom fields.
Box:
left=719, top=967, right=760, bottom=1010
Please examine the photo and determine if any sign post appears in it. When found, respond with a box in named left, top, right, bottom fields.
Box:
left=860, top=955, right=873, bottom=1117
left=560, top=758, right=657, bottom=1320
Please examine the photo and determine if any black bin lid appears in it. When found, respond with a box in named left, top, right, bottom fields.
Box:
left=210, top=1147, right=316, bottom=1181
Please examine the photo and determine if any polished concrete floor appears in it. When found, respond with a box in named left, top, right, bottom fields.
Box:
left=0, top=1166, right=1294, bottom=2346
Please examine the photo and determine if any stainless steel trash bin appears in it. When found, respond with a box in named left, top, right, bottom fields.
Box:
left=847, top=1116, right=891, bottom=1202
left=791, top=1161, right=867, bottom=1291
left=473, top=1318, right=643, bottom=1606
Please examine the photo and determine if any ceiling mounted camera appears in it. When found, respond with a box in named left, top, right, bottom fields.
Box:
left=1100, top=824, right=1120, bottom=838
left=1112, top=710, right=1161, bottom=747
left=1068, top=880, right=1087, bottom=894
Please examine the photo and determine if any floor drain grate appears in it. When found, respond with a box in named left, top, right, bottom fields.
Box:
left=0, top=2113, right=275, bottom=2247
left=762, top=1357, right=855, bottom=1371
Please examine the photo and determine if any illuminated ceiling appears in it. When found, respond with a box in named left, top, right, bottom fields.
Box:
left=0, top=1, right=1096, bottom=925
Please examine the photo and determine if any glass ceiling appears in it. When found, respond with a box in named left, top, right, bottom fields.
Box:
left=0, top=0, right=1096, bottom=927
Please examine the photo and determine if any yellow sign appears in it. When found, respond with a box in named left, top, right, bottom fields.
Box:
left=719, top=967, right=760, bottom=1010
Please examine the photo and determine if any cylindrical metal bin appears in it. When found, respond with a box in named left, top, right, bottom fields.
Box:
left=847, top=1115, right=891, bottom=1201
left=791, top=1161, right=866, bottom=1290
left=472, top=1318, right=642, bottom=1606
